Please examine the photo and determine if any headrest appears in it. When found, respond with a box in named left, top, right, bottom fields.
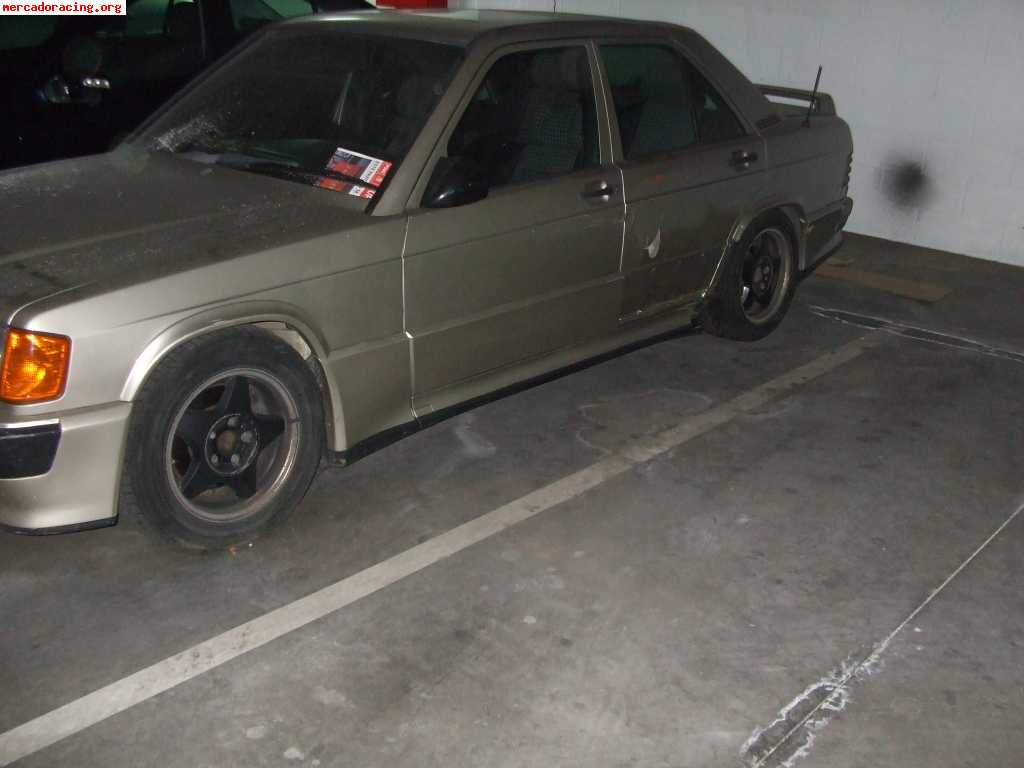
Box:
left=529, top=50, right=583, bottom=91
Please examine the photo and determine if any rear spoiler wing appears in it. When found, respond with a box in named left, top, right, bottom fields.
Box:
left=757, top=85, right=836, bottom=117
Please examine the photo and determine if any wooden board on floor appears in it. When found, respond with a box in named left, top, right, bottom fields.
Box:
left=814, top=264, right=951, bottom=303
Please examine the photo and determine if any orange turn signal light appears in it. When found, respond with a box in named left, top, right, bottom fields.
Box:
left=0, top=329, right=71, bottom=404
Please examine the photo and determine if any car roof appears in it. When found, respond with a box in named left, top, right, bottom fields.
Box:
left=285, top=8, right=690, bottom=48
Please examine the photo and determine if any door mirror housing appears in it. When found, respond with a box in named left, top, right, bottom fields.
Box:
left=39, top=74, right=105, bottom=106
left=423, top=156, right=489, bottom=209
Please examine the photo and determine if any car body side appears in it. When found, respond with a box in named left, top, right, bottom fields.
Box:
left=0, top=13, right=853, bottom=532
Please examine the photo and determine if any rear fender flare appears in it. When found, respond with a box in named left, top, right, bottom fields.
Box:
left=705, top=202, right=807, bottom=297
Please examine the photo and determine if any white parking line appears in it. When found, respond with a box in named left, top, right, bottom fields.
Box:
left=0, top=333, right=880, bottom=767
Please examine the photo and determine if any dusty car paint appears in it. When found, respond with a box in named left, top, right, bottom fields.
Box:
left=0, top=9, right=853, bottom=532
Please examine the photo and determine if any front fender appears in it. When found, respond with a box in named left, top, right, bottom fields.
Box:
left=119, top=300, right=346, bottom=447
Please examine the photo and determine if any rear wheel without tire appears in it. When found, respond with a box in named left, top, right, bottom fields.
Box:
left=121, top=329, right=325, bottom=549
left=703, top=212, right=797, bottom=341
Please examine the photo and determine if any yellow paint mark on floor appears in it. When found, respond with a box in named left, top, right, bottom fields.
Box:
left=814, top=264, right=951, bottom=303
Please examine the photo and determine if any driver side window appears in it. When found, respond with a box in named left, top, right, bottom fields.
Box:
left=446, top=46, right=599, bottom=191
left=95, top=0, right=188, bottom=39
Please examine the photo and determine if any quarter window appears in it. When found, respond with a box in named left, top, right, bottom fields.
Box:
left=446, top=46, right=600, bottom=190
left=600, top=44, right=744, bottom=161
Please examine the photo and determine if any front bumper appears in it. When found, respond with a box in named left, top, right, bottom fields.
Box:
left=0, top=402, right=130, bottom=533
left=0, top=423, right=61, bottom=478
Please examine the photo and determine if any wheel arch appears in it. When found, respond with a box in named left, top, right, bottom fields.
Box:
left=730, top=201, right=805, bottom=261
left=120, top=301, right=346, bottom=450
left=706, top=201, right=806, bottom=297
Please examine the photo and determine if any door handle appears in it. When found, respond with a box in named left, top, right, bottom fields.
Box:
left=731, top=150, right=759, bottom=168
left=581, top=180, right=618, bottom=201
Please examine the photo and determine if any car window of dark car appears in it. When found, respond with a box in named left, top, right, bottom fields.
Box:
left=0, top=18, right=58, bottom=51
left=142, top=29, right=462, bottom=201
left=230, top=0, right=313, bottom=35
left=446, top=46, right=599, bottom=190
left=88, top=0, right=204, bottom=87
left=96, top=0, right=181, bottom=39
left=600, top=44, right=744, bottom=161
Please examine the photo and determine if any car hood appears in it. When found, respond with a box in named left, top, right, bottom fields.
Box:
left=0, top=148, right=371, bottom=321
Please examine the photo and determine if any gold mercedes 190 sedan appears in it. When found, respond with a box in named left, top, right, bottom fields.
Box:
left=0, top=9, right=853, bottom=547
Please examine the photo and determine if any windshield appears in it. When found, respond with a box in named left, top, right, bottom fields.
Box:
left=138, top=27, right=463, bottom=200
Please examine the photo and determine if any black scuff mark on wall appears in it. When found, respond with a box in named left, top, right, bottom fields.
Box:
left=883, top=157, right=932, bottom=210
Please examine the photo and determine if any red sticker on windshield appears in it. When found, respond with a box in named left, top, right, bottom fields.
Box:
left=317, top=147, right=393, bottom=199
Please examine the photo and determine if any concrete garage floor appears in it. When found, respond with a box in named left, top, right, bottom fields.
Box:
left=1, top=234, right=1022, bottom=768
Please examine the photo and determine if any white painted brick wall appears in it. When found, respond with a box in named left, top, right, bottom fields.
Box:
left=449, top=0, right=1024, bottom=266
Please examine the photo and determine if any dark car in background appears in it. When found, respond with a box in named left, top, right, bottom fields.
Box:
left=0, top=0, right=374, bottom=169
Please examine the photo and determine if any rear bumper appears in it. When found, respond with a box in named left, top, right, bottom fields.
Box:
left=0, top=402, right=130, bottom=533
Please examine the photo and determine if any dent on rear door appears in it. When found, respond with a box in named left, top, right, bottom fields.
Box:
left=620, top=139, right=765, bottom=319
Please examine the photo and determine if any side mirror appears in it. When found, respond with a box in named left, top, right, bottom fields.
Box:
left=423, top=156, right=489, bottom=209
left=38, top=74, right=106, bottom=106
left=39, top=75, right=74, bottom=105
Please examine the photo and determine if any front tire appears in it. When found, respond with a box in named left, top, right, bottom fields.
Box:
left=703, top=212, right=797, bottom=341
left=121, top=328, right=325, bottom=549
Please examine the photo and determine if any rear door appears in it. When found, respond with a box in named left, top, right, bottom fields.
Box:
left=598, top=42, right=766, bottom=321
left=402, top=42, right=625, bottom=413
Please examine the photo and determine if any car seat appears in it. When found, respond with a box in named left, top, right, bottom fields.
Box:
left=628, top=49, right=697, bottom=158
left=510, top=50, right=585, bottom=185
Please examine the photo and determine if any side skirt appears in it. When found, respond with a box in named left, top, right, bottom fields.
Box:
left=331, top=322, right=700, bottom=468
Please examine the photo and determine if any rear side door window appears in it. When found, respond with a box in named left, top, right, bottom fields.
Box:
left=445, top=45, right=601, bottom=190
left=91, top=0, right=205, bottom=86
left=600, top=44, right=744, bottom=161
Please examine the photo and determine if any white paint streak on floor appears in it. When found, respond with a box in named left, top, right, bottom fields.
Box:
left=743, top=499, right=1024, bottom=768
left=0, top=334, right=880, bottom=768
left=740, top=663, right=854, bottom=768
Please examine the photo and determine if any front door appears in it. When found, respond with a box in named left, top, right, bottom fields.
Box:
left=403, top=43, right=625, bottom=413
left=598, top=43, right=766, bottom=321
